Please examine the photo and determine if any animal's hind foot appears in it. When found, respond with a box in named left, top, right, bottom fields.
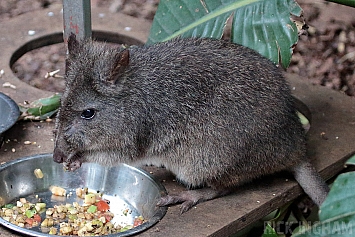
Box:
left=157, top=188, right=230, bottom=214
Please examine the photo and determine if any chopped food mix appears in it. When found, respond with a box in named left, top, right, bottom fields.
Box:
left=0, top=187, right=145, bottom=236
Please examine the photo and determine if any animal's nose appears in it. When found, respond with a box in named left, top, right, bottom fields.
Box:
left=53, top=148, right=66, bottom=163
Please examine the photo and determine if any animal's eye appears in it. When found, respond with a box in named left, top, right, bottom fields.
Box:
left=81, top=109, right=96, bottom=120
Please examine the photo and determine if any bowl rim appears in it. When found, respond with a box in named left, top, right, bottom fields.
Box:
left=0, top=92, right=20, bottom=134
left=0, top=153, right=168, bottom=237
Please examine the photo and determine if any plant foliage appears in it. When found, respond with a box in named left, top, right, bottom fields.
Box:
left=147, top=0, right=303, bottom=68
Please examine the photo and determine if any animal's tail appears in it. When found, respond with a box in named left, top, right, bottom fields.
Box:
left=291, top=161, right=330, bottom=206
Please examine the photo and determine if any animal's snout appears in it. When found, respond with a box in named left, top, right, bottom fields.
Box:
left=53, top=148, right=66, bottom=163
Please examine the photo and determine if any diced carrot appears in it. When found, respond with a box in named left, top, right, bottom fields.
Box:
left=96, top=200, right=110, bottom=212
left=33, top=214, right=41, bottom=223
left=25, top=218, right=34, bottom=226
left=133, top=217, right=144, bottom=227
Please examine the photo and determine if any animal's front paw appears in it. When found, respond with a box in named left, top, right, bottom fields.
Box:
left=63, top=160, right=82, bottom=171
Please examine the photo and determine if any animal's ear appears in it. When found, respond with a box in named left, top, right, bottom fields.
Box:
left=65, top=33, right=79, bottom=73
left=67, top=33, right=81, bottom=55
left=108, top=49, right=130, bottom=84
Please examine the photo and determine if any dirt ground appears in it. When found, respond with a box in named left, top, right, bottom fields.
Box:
left=1, top=0, right=355, bottom=95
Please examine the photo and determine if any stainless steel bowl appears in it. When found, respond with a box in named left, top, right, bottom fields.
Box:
left=0, top=153, right=167, bottom=236
left=0, top=92, right=20, bottom=144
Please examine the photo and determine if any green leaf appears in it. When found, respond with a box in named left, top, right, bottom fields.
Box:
left=19, top=93, right=61, bottom=120
left=148, top=0, right=302, bottom=68
left=297, top=111, right=309, bottom=127
left=231, top=0, right=301, bottom=68
left=319, top=173, right=355, bottom=221
left=262, top=223, right=279, bottom=237
left=292, top=172, right=355, bottom=237
left=326, top=0, right=355, bottom=7
left=148, top=0, right=257, bottom=42
left=26, top=93, right=61, bottom=116
left=345, top=154, right=355, bottom=166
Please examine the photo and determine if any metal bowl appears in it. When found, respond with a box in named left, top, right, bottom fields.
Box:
left=0, top=92, right=20, bottom=144
left=0, top=153, right=167, bottom=236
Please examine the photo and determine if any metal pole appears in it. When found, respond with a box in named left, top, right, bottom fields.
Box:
left=63, top=0, right=92, bottom=43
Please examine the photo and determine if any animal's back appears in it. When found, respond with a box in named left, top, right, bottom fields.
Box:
left=126, top=38, right=307, bottom=189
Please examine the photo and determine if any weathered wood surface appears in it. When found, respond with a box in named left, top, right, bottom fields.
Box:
left=1, top=4, right=355, bottom=237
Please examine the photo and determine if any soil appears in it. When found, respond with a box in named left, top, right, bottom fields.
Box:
left=289, top=1, right=355, bottom=96
left=1, top=0, right=355, bottom=95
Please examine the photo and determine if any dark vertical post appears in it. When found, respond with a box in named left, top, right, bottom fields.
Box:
left=63, top=0, right=92, bottom=44
left=63, top=0, right=92, bottom=74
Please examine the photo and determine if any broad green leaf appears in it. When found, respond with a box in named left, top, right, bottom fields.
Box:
left=319, top=172, right=355, bottom=221
left=148, top=0, right=245, bottom=43
left=292, top=172, right=355, bottom=237
left=148, top=0, right=302, bottom=68
left=231, top=0, right=301, bottom=67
